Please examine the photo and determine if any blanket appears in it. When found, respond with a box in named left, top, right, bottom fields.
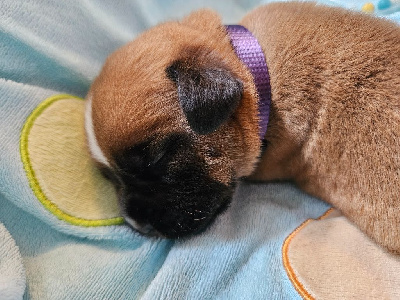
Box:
left=1, top=1, right=399, bottom=299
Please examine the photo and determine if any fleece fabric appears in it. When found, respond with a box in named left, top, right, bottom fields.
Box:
left=0, top=223, right=25, bottom=300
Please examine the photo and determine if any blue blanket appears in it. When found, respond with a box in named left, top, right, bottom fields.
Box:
left=1, top=1, right=399, bottom=299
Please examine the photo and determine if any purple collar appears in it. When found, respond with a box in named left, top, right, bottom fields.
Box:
left=225, top=25, right=271, bottom=140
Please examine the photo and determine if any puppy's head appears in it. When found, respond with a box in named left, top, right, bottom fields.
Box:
left=86, top=10, right=261, bottom=238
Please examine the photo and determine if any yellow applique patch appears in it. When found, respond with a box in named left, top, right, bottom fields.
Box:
left=283, top=208, right=400, bottom=299
left=20, top=94, right=124, bottom=227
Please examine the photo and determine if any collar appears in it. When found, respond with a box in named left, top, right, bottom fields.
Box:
left=225, top=25, right=271, bottom=140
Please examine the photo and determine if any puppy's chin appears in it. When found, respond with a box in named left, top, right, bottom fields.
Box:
left=124, top=216, right=161, bottom=237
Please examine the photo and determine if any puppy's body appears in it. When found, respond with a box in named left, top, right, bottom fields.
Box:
left=87, top=2, right=400, bottom=252
left=243, top=4, right=400, bottom=253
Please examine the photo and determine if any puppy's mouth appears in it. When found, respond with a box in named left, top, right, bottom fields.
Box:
left=103, top=133, right=235, bottom=239
left=122, top=205, right=229, bottom=239
left=119, top=181, right=234, bottom=239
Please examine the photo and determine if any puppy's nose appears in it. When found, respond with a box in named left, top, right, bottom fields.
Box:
left=124, top=216, right=159, bottom=237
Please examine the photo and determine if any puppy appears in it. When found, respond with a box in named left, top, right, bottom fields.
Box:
left=85, top=2, right=400, bottom=253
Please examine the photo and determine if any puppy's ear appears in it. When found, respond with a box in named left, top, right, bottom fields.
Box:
left=166, top=59, right=243, bottom=134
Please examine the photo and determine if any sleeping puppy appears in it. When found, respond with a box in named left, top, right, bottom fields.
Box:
left=85, top=2, right=400, bottom=253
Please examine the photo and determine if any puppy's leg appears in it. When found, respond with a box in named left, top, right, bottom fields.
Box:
left=298, top=91, right=400, bottom=254
left=252, top=82, right=400, bottom=254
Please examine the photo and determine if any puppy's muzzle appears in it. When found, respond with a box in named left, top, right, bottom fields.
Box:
left=118, top=170, right=234, bottom=238
left=110, top=133, right=235, bottom=238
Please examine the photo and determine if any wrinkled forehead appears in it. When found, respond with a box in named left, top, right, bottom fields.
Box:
left=88, top=22, right=226, bottom=158
left=89, top=86, right=183, bottom=159
left=89, top=50, right=186, bottom=157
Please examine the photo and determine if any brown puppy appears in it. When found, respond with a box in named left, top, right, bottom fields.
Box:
left=85, top=2, right=400, bottom=253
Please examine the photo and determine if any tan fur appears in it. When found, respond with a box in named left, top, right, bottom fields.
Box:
left=243, top=3, right=400, bottom=253
left=88, top=2, right=400, bottom=252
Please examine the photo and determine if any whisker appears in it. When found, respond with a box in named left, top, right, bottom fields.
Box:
left=194, top=209, right=212, bottom=215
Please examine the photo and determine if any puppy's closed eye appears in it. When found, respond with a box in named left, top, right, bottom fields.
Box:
left=113, top=133, right=193, bottom=182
